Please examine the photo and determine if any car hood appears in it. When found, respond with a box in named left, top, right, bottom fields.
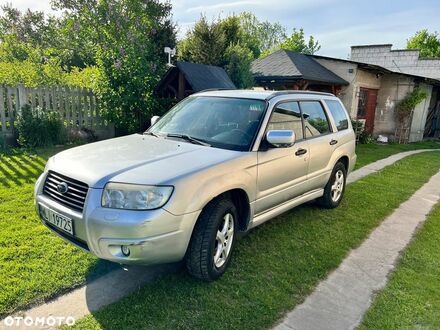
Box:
left=48, top=134, right=241, bottom=188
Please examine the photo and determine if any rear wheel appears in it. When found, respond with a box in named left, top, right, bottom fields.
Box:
left=317, top=162, right=347, bottom=208
left=186, top=198, right=237, bottom=281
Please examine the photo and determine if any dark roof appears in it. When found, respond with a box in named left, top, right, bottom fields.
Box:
left=251, top=50, right=348, bottom=85
left=176, top=61, right=235, bottom=91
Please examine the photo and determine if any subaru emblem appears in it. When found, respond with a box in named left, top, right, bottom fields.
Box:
left=57, top=182, right=69, bottom=194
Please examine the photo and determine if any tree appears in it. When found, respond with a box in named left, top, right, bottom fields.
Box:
left=279, top=28, right=321, bottom=55
left=178, top=15, right=255, bottom=88
left=0, top=4, right=95, bottom=68
left=52, top=0, right=176, bottom=134
left=178, top=16, right=225, bottom=66
left=238, top=12, right=286, bottom=58
left=224, top=43, right=254, bottom=89
left=407, top=30, right=440, bottom=58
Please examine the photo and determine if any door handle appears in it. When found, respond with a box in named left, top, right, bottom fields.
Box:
left=330, top=139, right=338, bottom=145
left=295, top=148, right=307, bottom=156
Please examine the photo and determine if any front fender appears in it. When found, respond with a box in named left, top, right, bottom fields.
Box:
left=163, top=153, right=257, bottom=215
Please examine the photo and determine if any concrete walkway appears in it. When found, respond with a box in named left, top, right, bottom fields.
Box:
left=275, top=154, right=440, bottom=329
left=347, top=149, right=435, bottom=184
left=1, top=149, right=438, bottom=330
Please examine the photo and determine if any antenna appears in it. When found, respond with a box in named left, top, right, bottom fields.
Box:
left=164, top=47, right=176, bottom=67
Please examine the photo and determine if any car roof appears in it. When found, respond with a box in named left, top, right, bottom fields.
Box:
left=194, top=89, right=336, bottom=101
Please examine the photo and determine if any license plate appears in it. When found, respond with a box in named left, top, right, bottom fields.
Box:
left=40, top=205, right=74, bottom=235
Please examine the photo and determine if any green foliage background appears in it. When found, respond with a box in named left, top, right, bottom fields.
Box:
left=1, top=4, right=322, bottom=135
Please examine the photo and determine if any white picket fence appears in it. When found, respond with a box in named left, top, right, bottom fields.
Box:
left=0, top=84, right=114, bottom=143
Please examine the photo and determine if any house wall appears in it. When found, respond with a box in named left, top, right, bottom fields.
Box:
left=351, top=44, right=440, bottom=80
left=374, top=74, right=414, bottom=139
left=314, top=58, right=381, bottom=118
left=373, top=75, right=432, bottom=142
left=317, top=56, right=435, bottom=142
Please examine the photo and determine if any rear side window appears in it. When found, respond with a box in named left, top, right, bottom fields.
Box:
left=268, top=101, right=304, bottom=140
left=299, top=101, right=331, bottom=138
left=326, top=100, right=349, bottom=131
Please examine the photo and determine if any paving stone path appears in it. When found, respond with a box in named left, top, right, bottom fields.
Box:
left=275, top=150, right=440, bottom=330
left=1, top=149, right=438, bottom=330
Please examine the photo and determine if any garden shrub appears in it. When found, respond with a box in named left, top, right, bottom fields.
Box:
left=352, top=120, right=374, bottom=144
left=16, top=105, right=66, bottom=148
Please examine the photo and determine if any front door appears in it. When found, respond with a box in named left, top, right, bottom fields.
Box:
left=255, top=101, right=309, bottom=215
left=357, top=88, right=378, bottom=133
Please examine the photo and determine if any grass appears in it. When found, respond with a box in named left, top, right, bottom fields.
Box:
left=68, top=151, right=440, bottom=330
left=360, top=203, right=440, bottom=329
left=0, top=145, right=115, bottom=318
left=355, top=140, right=440, bottom=169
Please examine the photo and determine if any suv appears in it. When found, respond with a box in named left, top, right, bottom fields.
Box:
left=35, top=90, right=356, bottom=281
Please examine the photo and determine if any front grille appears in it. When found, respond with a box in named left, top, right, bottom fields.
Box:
left=43, top=171, right=89, bottom=212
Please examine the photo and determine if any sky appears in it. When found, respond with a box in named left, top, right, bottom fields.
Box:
left=4, top=0, right=440, bottom=58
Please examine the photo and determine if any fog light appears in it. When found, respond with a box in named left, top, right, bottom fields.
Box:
left=121, top=245, right=130, bottom=256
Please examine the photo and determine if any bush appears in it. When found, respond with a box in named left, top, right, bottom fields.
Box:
left=16, top=105, right=66, bottom=148
left=352, top=120, right=374, bottom=144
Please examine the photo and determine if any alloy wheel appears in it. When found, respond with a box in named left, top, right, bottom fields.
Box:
left=331, top=169, right=344, bottom=202
left=213, top=212, right=234, bottom=268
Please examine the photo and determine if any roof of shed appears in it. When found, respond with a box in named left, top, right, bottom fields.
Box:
left=176, top=61, right=236, bottom=91
left=251, top=50, right=349, bottom=85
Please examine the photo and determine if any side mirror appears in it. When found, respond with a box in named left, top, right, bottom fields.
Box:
left=266, top=130, right=295, bottom=148
left=151, top=115, right=160, bottom=126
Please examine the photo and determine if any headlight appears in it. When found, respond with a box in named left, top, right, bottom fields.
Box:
left=101, top=183, right=174, bottom=210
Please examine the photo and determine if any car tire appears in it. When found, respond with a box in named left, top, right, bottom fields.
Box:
left=186, top=197, right=237, bottom=281
left=317, top=162, right=347, bottom=209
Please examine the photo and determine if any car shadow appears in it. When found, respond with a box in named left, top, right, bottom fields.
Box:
left=84, top=260, right=182, bottom=314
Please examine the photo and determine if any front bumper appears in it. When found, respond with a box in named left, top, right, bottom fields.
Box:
left=34, top=172, right=201, bottom=265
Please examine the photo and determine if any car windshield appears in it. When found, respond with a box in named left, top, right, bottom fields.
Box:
left=149, top=96, right=267, bottom=151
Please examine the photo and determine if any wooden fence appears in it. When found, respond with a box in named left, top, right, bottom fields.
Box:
left=0, top=84, right=114, bottom=143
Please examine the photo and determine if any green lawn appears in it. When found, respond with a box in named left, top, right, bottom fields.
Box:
left=69, top=151, right=440, bottom=330
left=360, top=203, right=440, bottom=329
left=355, top=140, right=440, bottom=169
left=0, top=141, right=438, bottom=321
left=0, top=146, right=115, bottom=318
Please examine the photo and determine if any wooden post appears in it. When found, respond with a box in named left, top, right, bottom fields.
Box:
left=51, top=86, right=58, bottom=112
left=44, top=87, right=50, bottom=111
left=75, top=87, right=83, bottom=129
left=16, top=84, right=26, bottom=113
left=64, top=86, right=71, bottom=127
left=178, top=71, right=185, bottom=100
left=6, top=87, right=15, bottom=134
left=83, top=88, right=89, bottom=128
left=0, top=87, right=5, bottom=133
left=38, top=87, right=43, bottom=108
left=89, top=90, right=95, bottom=128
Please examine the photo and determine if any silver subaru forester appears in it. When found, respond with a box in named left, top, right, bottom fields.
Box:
left=34, top=90, right=356, bottom=281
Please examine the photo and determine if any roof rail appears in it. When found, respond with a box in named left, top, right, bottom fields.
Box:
left=266, top=90, right=335, bottom=100
left=198, top=88, right=236, bottom=93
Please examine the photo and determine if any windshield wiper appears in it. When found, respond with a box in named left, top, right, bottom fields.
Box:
left=166, top=133, right=211, bottom=146
left=143, top=131, right=161, bottom=138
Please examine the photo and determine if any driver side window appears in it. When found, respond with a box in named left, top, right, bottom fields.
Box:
left=267, top=101, right=304, bottom=140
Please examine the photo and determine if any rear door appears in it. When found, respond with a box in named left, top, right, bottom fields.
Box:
left=255, top=101, right=309, bottom=215
left=299, top=100, right=336, bottom=191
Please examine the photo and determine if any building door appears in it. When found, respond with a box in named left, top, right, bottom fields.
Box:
left=357, top=88, right=378, bottom=133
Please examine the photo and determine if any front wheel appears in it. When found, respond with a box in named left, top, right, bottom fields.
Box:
left=317, top=162, right=347, bottom=209
left=186, top=198, right=237, bottom=281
